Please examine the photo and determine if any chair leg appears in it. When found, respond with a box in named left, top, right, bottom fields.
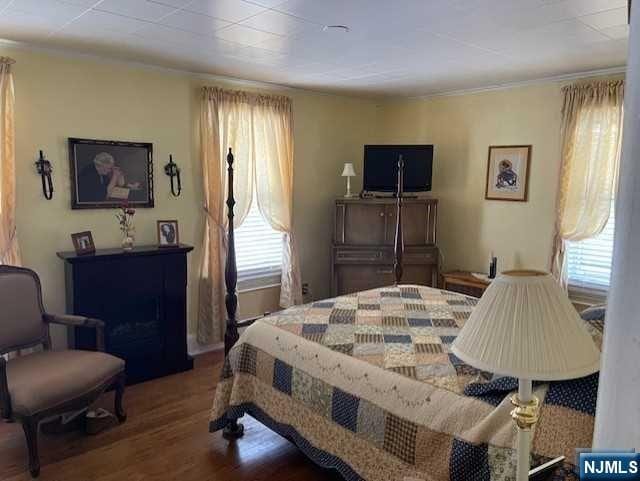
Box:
left=114, top=373, right=127, bottom=423
left=21, top=418, right=40, bottom=478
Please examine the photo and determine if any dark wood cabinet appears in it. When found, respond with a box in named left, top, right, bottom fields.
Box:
left=332, top=198, right=439, bottom=296
left=57, top=245, right=194, bottom=384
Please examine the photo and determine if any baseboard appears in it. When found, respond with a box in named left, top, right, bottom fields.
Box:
left=187, top=335, right=223, bottom=357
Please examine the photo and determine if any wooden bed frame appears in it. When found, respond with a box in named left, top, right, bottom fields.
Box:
left=220, top=148, right=406, bottom=439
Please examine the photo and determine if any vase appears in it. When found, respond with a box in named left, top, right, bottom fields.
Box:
left=121, top=229, right=135, bottom=251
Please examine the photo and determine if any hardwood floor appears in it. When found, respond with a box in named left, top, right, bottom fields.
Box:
left=0, top=351, right=342, bottom=481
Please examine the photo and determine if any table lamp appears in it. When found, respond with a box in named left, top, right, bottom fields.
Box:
left=451, top=270, right=600, bottom=481
left=341, top=162, right=356, bottom=198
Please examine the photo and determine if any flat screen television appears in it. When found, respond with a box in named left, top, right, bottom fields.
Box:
left=363, top=145, right=433, bottom=193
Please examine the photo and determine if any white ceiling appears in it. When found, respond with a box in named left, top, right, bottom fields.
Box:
left=0, top=0, right=629, bottom=97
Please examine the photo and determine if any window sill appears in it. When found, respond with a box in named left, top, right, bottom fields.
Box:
left=569, top=284, right=608, bottom=307
left=237, top=272, right=281, bottom=293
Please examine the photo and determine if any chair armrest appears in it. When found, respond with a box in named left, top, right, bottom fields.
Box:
left=0, top=356, right=11, bottom=419
left=43, top=314, right=105, bottom=352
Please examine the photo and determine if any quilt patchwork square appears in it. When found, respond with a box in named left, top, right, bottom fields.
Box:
left=323, top=325, right=355, bottom=345
left=389, top=365, right=417, bottom=378
left=237, top=343, right=257, bottom=375
left=415, top=343, right=444, bottom=354
left=353, top=342, right=385, bottom=356
left=450, top=439, right=491, bottom=481
left=380, top=290, right=401, bottom=298
left=255, top=350, right=275, bottom=385
left=312, top=301, right=335, bottom=308
left=273, top=359, right=293, bottom=395
left=357, top=399, right=385, bottom=447
left=358, top=303, right=380, bottom=310
left=291, top=368, right=333, bottom=418
left=544, top=373, right=599, bottom=415
left=405, top=303, right=428, bottom=311
left=332, top=388, right=360, bottom=432
left=355, top=333, right=384, bottom=343
left=383, top=334, right=412, bottom=344
left=408, top=318, right=433, bottom=327
left=384, top=413, right=418, bottom=464
left=440, top=335, right=457, bottom=345
left=400, top=286, right=422, bottom=299
left=432, top=318, right=457, bottom=328
left=453, top=311, right=470, bottom=321
left=382, top=315, right=407, bottom=327
left=302, top=323, right=328, bottom=334
left=329, top=308, right=356, bottom=324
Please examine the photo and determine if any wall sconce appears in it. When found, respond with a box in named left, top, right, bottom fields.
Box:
left=164, top=154, right=181, bottom=197
left=35, top=150, right=54, bottom=200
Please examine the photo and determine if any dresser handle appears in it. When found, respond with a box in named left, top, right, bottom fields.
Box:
left=379, top=212, right=384, bottom=217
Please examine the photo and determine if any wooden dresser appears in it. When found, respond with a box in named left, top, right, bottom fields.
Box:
left=331, top=197, right=439, bottom=296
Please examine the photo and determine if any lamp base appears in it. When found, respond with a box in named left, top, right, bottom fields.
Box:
left=512, top=378, right=540, bottom=481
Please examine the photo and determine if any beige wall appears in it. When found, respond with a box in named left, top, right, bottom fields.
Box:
left=3, top=44, right=619, bottom=350
left=374, top=85, right=566, bottom=274
left=2, top=45, right=377, bottom=347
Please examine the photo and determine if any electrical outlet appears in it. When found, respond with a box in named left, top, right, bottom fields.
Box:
left=302, top=283, right=310, bottom=296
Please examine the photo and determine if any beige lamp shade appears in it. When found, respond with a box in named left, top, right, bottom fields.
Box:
left=341, top=162, right=356, bottom=177
left=451, top=270, right=600, bottom=381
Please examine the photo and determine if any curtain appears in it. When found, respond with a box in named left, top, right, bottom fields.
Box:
left=0, top=57, right=20, bottom=266
left=197, top=87, right=301, bottom=344
left=551, top=80, right=624, bottom=288
left=253, top=95, right=302, bottom=308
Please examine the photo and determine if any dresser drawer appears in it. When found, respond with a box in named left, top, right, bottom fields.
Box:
left=333, top=247, right=388, bottom=264
left=404, top=247, right=439, bottom=265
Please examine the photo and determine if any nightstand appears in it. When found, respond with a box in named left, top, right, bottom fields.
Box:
left=442, top=271, right=491, bottom=298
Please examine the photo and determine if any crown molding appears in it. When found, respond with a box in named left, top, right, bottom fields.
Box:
left=409, top=66, right=627, bottom=100
left=0, top=37, right=627, bottom=101
left=0, top=38, right=379, bottom=100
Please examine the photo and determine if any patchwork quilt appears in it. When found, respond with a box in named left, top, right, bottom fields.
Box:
left=210, top=285, right=602, bottom=481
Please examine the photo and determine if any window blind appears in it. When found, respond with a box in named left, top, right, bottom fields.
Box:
left=566, top=201, right=615, bottom=290
left=235, top=198, right=283, bottom=282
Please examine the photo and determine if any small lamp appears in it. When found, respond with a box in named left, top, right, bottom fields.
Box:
left=451, top=270, right=600, bottom=481
left=341, top=162, right=356, bottom=198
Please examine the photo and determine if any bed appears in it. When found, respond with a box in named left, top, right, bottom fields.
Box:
left=210, top=150, right=602, bottom=481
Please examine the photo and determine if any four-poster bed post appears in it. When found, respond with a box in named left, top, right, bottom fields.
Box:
left=223, top=148, right=239, bottom=358
left=394, top=155, right=404, bottom=285
left=221, top=148, right=405, bottom=439
left=222, top=148, right=244, bottom=439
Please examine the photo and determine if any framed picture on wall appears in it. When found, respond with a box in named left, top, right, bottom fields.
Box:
left=485, top=145, right=532, bottom=202
left=69, top=138, right=154, bottom=209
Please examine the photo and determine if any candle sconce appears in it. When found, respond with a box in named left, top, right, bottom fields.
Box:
left=164, top=154, right=181, bottom=197
left=35, top=150, right=54, bottom=200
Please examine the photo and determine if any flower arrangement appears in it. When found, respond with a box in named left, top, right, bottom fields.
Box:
left=116, top=203, right=136, bottom=250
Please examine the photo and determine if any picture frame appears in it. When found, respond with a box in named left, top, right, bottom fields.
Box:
left=69, top=137, right=154, bottom=210
left=485, top=145, right=532, bottom=202
left=71, top=231, right=96, bottom=255
left=157, top=220, right=180, bottom=247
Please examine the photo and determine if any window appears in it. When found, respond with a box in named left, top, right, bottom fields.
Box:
left=566, top=200, right=615, bottom=291
left=234, top=197, right=283, bottom=289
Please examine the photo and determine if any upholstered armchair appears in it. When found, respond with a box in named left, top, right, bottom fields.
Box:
left=0, top=266, right=126, bottom=478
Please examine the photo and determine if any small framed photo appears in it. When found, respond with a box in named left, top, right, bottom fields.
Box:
left=71, top=231, right=95, bottom=255
left=157, top=220, right=180, bottom=247
left=485, top=145, right=532, bottom=202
